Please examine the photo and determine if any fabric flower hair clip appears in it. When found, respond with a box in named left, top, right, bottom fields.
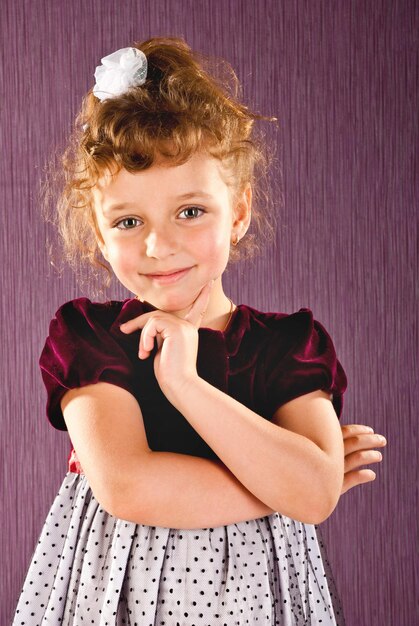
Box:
left=92, top=46, right=148, bottom=102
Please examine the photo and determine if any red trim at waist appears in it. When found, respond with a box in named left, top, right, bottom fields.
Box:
left=68, top=448, right=84, bottom=474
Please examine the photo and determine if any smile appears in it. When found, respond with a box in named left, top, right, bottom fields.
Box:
left=144, top=267, right=193, bottom=284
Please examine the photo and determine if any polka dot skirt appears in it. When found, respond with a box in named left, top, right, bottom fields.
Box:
left=12, top=472, right=345, bottom=625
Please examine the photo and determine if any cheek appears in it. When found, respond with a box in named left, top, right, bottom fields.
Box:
left=193, top=228, right=231, bottom=273
left=106, top=241, right=137, bottom=271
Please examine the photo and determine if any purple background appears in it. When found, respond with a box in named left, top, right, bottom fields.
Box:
left=2, top=1, right=417, bottom=624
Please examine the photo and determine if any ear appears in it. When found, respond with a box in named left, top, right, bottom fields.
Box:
left=232, top=183, right=252, bottom=238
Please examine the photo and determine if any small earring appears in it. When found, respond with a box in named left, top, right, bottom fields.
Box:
left=231, top=233, right=240, bottom=246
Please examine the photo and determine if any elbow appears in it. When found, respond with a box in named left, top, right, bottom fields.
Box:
left=291, top=460, right=343, bottom=525
left=307, top=467, right=343, bottom=524
left=96, top=484, right=136, bottom=521
left=296, top=491, right=340, bottom=525
left=100, top=480, right=135, bottom=521
left=100, top=457, right=151, bottom=522
left=270, top=486, right=341, bottom=525
left=100, top=489, right=122, bottom=519
left=87, top=480, right=120, bottom=518
left=307, top=494, right=340, bottom=524
left=80, top=468, right=133, bottom=519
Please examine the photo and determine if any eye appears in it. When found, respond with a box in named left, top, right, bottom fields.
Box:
left=178, top=206, right=205, bottom=220
left=114, top=217, right=142, bottom=230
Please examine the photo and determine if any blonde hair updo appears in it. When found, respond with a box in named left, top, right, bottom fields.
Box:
left=41, top=37, right=279, bottom=295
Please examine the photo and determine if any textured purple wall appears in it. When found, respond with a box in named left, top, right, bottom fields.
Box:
left=2, top=1, right=417, bottom=624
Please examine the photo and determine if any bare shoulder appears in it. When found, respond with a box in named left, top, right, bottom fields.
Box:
left=61, top=382, right=150, bottom=513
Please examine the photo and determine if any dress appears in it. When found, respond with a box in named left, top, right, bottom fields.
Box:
left=13, top=297, right=348, bottom=626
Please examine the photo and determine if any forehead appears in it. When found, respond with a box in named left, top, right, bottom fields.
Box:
left=93, top=151, right=232, bottom=210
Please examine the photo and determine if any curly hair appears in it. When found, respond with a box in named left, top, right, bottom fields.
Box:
left=41, top=37, right=279, bottom=296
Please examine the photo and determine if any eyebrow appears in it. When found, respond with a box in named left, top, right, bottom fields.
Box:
left=103, top=191, right=214, bottom=215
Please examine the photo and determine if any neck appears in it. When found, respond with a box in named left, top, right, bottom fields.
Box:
left=202, top=297, right=235, bottom=331
left=170, top=294, right=234, bottom=331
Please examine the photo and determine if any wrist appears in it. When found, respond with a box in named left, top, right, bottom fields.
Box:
left=164, top=373, right=202, bottom=408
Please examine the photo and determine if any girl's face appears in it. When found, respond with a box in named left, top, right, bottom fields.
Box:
left=92, top=151, right=251, bottom=318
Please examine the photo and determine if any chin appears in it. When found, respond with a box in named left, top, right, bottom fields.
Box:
left=158, top=297, right=194, bottom=314
left=154, top=290, right=201, bottom=313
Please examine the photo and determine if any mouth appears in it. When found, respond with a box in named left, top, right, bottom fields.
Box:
left=143, top=267, right=193, bottom=284
left=146, top=267, right=191, bottom=276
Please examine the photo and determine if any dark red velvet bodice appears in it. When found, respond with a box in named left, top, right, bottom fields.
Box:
left=39, top=298, right=347, bottom=472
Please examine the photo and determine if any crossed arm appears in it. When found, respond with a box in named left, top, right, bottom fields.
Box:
left=61, top=382, right=385, bottom=529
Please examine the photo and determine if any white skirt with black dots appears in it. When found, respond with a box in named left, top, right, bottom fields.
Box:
left=12, top=471, right=346, bottom=625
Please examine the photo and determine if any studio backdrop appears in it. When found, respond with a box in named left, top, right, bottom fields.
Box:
left=1, top=1, right=416, bottom=624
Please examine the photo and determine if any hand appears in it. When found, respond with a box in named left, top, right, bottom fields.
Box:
left=119, top=281, right=214, bottom=399
left=341, top=424, right=387, bottom=495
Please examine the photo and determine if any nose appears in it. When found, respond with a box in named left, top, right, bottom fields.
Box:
left=144, top=228, right=177, bottom=259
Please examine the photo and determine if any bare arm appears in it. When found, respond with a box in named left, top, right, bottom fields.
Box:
left=166, top=378, right=344, bottom=524
left=61, top=382, right=275, bottom=529
left=118, top=451, right=275, bottom=528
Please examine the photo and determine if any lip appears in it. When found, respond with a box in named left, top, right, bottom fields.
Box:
left=145, top=267, right=191, bottom=276
left=143, top=267, right=193, bottom=284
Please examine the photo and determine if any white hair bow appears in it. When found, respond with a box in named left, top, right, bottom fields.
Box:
left=93, top=46, right=148, bottom=102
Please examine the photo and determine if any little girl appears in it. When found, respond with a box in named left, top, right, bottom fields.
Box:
left=13, top=38, right=386, bottom=625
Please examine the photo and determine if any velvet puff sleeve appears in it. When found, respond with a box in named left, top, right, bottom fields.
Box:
left=39, top=298, right=138, bottom=431
left=262, top=308, right=348, bottom=420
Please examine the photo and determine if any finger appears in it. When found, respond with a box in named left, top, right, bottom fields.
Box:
left=343, top=434, right=387, bottom=457
left=120, top=311, right=157, bottom=333
left=344, top=449, right=383, bottom=473
left=184, top=280, right=214, bottom=328
left=341, top=424, right=375, bottom=438
left=341, top=469, right=376, bottom=495
left=138, top=318, right=159, bottom=359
